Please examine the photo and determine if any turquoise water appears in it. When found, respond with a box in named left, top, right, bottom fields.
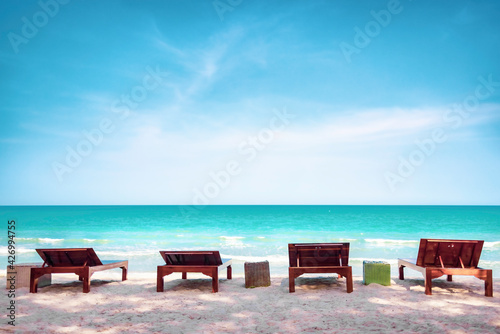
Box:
left=1, top=205, right=499, bottom=277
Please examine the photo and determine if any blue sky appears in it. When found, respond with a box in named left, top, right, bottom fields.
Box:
left=1, top=0, right=499, bottom=205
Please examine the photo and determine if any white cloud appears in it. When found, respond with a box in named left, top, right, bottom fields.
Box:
left=29, top=102, right=500, bottom=205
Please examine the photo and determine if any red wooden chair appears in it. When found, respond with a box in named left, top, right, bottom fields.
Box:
left=288, top=243, right=353, bottom=293
left=398, top=239, right=492, bottom=296
left=30, top=248, right=128, bottom=293
left=157, top=251, right=232, bottom=293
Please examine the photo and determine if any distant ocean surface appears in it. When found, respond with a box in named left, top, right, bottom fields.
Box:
left=2, top=205, right=499, bottom=277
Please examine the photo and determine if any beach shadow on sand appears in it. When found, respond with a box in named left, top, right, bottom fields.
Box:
left=32, top=278, right=126, bottom=294
left=396, top=277, right=481, bottom=295
left=283, top=275, right=345, bottom=291
left=162, top=278, right=223, bottom=293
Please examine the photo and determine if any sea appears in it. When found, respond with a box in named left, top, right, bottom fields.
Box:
left=2, top=205, right=499, bottom=277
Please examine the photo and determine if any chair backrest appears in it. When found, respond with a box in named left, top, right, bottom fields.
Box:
left=416, top=239, right=484, bottom=268
left=159, top=251, right=223, bottom=266
left=36, top=248, right=103, bottom=267
left=288, top=243, right=350, bottom=268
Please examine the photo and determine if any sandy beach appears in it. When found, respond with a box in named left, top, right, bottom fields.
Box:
left=2, top=272, right=499, bottom=333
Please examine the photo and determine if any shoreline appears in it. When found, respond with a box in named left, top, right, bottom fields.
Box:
left=2, top=273, right=499, bottom=333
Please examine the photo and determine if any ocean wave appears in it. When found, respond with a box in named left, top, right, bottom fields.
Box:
left=38, top=238, right=64, bottom=243
left=484, top=241, right=500, bottom=248
left=364, top=239, right=419, bottom=245
left=16, top=237, right=64, bottom=243
left=96, top=250, right=158, bottom=257
left=0, top=247, right=36, bottom=255
left=477, top=260, right=500, bottom=266
left=16, top=237, right=110, bottom=244
left=219, top=236, right=247, bottom=247
left=79, top=238, right=110, bottom=244
left=224, top=254, right=289, bottom=264
left=82, top=238, right=111, bottom=243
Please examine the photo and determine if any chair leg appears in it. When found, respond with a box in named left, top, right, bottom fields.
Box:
left=122, top=266, right=127, bottom=281
left=30, top=269, right=39, bottom=293
left=212, top=268, right=219, bottom=293
left=346, top=268, right=353, bottom=293
left=182, top=272, right=187, bottom=279
left=289, top=269, right=295, bottom=293
left=30, top=278, right=38, bottom=293
left=157, top=268, right=164, bottom=292
left=82, top=267, right=91, bottom=293
left=227, top=265, right=232, bottom=280
left=447, top=275, right=452, bottom=282
left=485, top=270, right=493, bottom=297
left=399, top=265, right=405, bottom=280
left=424, top=268, right=433, bottom=295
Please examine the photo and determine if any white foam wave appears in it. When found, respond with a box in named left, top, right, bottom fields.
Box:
left=39, top=238, right=64, bottom=243
left=16, top=237, right=64, bottom=244
left=96, top=250, right=157, bottom=257
left=364, top=239, right=419, bottom=245
left=484, top=241, right=500, bottom=248
left=0, top=247, right=36, bottom=255
left=16, top=237, right=110, bottom=244
left=83, top=239, right=97, bottom=242
left=478, top=260, right=500, bottom=266
left=219, top=236, right=246, bottom=247
left=224, top=254, right=289, bottom=264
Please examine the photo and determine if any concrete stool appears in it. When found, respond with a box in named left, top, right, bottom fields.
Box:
left=363, top=260, right=391, bottom=286
left=6, top=263, right=51, bottom=289
left=244, top=261, right=271, bottom=288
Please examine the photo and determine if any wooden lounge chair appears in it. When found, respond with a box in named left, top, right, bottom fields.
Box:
left=30, top=248, right=128, bottom=293
left=288, top=243, right=353, bottom=293
left=157, top=251, right=232, bottom=293
left=398, top=239, right=493, bottom=296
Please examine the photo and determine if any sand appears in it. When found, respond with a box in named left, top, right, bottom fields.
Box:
left=2, top=272, right=499, bottom=333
